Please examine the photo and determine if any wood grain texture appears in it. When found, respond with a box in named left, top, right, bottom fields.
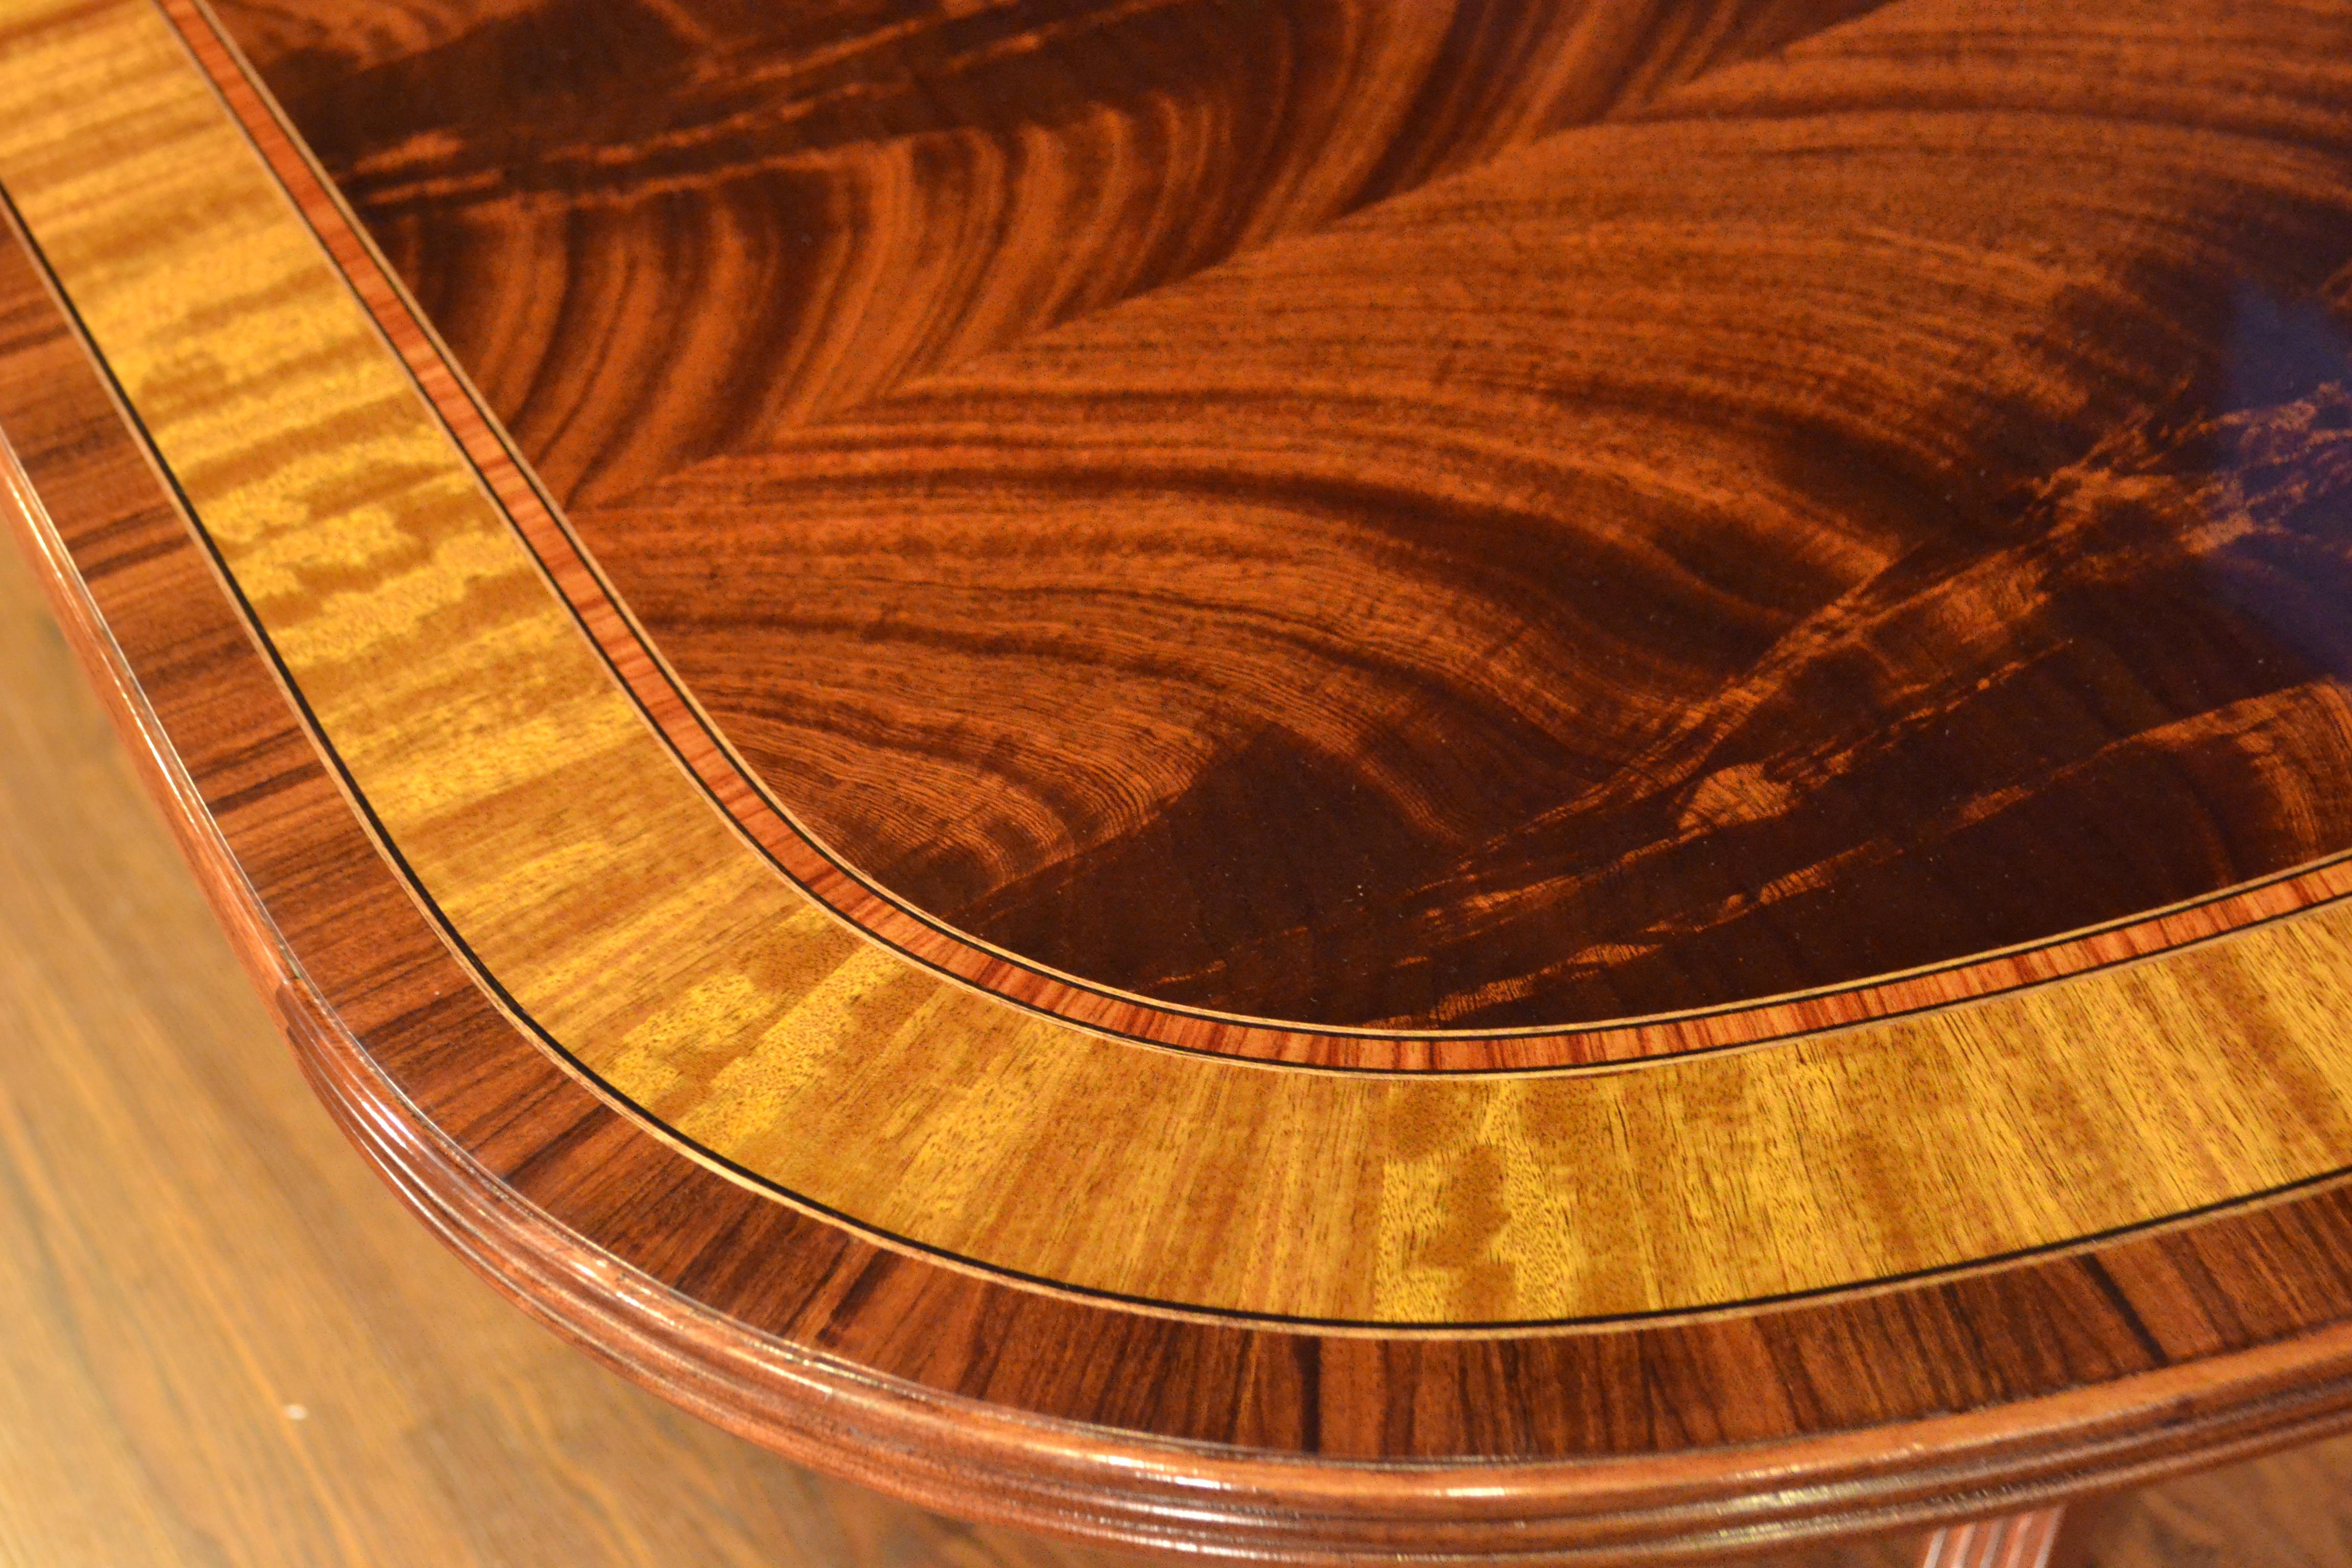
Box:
left=219, top=0, right=2352, bottom=1034
left=578, top=0, right=2352, bottom=1031
left=218, top=0, right=1890, bottom=509
left=23, top=0, right=2352, bottom=1328
left=0, top=589, right=2335, bottom=1568
left=0, top=439, right=1151, bottom=1568
left=12, top=513, right=2329, bottom=1568
left=21, top=0, right=2352, bottom=1559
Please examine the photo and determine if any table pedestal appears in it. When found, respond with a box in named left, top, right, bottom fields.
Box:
left=1916, top=1508, right=2066, bottom=1568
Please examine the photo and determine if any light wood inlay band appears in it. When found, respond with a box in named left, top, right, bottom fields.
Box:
left=12, top=0, right=2352, bottom=1326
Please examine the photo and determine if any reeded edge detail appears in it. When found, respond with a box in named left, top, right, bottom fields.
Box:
left=159, top=0, right=2352, bottom=1075
left=280, top=971, right=2352, bottom=1564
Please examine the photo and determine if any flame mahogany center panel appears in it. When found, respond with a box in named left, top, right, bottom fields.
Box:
left=207, top=0, right=2352, bottom=1037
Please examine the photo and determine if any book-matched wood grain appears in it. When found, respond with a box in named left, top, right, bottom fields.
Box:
left=14, top=0, right=2352, bottom=1558
left=219, top=0, right=1890, bottom=510
left=578, top=28, right=2352, bottom=1032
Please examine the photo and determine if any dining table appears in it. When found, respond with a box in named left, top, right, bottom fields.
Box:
left=7, top=1, right=2352, bottom=1562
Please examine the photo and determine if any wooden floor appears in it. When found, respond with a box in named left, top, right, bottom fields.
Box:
left=2, top=524, right=2348, bottom=1568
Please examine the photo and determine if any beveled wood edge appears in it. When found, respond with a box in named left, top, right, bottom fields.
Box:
left=18, top=411, right=2352, bottom=1561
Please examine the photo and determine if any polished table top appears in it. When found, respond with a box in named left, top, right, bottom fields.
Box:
left=5, top=0, right=2352, bottom=1559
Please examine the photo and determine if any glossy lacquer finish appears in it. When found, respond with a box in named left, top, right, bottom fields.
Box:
left=9, top=0, right=2352, bottom=1560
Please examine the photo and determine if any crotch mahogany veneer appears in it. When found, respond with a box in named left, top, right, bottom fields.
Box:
left=6, top=0, right=2352, bottom=1561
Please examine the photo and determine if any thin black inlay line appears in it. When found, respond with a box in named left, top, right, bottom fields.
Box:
left=11, top=14, right=2352, bottom=1335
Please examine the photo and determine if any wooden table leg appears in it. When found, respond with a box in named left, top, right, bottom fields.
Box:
left=1917, top=1507, right=2067, bottom=1568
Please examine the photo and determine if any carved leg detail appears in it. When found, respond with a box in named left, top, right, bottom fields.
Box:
left=1917, top=1506, right=2067, bottom=1568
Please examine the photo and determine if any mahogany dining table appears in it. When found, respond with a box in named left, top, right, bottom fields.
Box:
left=7, top=1, right=2352, bottom=1562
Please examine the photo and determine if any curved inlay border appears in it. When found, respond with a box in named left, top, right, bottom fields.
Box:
left=15, top=0, right=2352, bottom=1331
